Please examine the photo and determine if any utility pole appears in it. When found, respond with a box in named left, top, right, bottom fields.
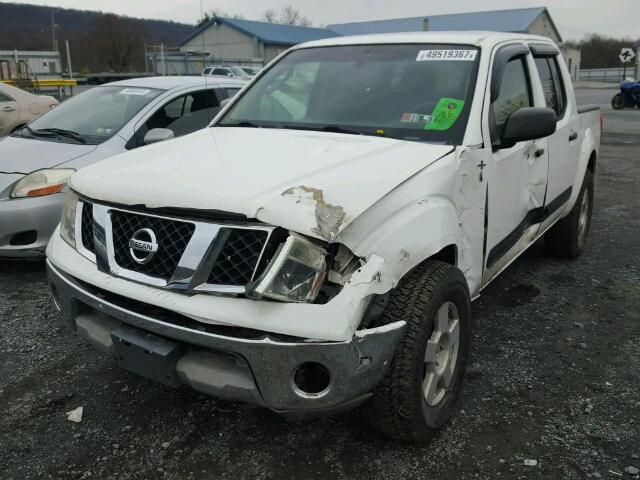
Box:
left=65, top=40, right=73, bottom=79
left=50, top=11, right=58, bottom=51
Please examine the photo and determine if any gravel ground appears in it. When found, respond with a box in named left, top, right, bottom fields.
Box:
left=1, top=89, right=639, bottom=480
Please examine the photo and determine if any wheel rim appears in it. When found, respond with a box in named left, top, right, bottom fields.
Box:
left=423, top=301, right=460, bottom=406
left=578, top=191, right=590, bottom=247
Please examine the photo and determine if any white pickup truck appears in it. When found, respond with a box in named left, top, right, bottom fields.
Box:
left=46, top=32, right=601, bottom=441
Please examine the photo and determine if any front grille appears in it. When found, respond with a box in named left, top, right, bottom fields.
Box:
left=110, top=211, right=195, bottom=280
left=80, top=202, right=95, bottom=253
left=207, top=229, right=268, bottom=286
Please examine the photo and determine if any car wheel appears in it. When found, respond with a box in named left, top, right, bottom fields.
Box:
left=365, top=260, right=471, bottom=441
left=545, top=170, right=594, bottom=259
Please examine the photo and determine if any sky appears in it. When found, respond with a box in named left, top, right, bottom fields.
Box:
left=3, top=0, right=639, bottom=41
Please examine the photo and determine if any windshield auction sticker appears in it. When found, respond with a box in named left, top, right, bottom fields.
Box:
left=425, top=98, right=465, bottom=131
left=416, top=49, right=477, bottom=61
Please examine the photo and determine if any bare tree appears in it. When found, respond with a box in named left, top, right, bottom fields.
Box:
left=262, top=9, right=278, bottom=23
left=87, top=14, right=147, bottom=72
left=262, top=6, right=312, bottom=26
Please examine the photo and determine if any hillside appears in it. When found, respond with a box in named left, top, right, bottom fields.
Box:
left=0, top=3, right=196, bottom=72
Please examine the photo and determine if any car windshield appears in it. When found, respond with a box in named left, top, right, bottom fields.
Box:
left=13, top=85, right=163, bottom=145
left=230, top=67, right=248, bottom=76
left=218, top=44, right=480, bottom=144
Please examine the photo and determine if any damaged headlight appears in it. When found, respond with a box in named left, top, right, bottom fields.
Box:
left=249, top=233, right=327, bottom=303
left=59, top=190, right=80, bottom=248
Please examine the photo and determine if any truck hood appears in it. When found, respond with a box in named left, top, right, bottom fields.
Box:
left=71, top=127, right=453, bottom=241
left=0, top=135, right=97, bottom=174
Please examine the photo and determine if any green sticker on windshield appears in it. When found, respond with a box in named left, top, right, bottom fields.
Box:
left=424, top=98, right=465, bottom=131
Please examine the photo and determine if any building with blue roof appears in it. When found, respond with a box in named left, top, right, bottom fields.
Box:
left=327, top=7, right=561, bottom=43
left=178, top=8, right=581, bottom=78
left=179, top=16, right=339, bottom=65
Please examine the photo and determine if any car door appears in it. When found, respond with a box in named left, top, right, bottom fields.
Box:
left=531, top=49, right=579, bottom=229
left=0, top=90, right=20, bottom=136
left=127, top=88, right=223, bottom=149
left=483, top=46, right=549, bottom=278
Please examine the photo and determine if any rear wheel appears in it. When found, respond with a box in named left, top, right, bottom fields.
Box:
left=545, top=170, right=594, bottom=259
left=365, top=260, right=471, bottom=441
left=611, top=94, right=625, bottom=110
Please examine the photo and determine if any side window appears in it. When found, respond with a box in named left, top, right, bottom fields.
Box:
left=534, top=57, right=559, bottom=115
left=534, top=56, right=566, bottom=118
left=493, top=57, right=532, bottom=138
left=131, top=90, right=220, bottom=148
left=549, top=57, right=567, bottom=117
left=213, top=68, right=231, bottom=77
left=225, top=88, right=241, bottom=98
left=0, top=91, right=13, bottom=102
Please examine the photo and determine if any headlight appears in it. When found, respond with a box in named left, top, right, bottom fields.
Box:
left=11, top=168, right=75, bottom=198
left=59, top=190, right=80, bottom=248
left=249, top=233, right=327, bottom=303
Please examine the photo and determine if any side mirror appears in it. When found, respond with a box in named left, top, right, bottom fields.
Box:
left=143, top=128, right=174, bottom=145
left=499, top=107, right=557, bottom=149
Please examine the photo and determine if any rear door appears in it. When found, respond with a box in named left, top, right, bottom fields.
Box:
left=531, top=47, right=579, bottom=228
left=0, top=90, right=20, bottom=136
left=484, top=47, right=549, bottom=277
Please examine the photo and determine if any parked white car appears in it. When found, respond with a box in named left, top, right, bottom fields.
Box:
left=202, top=66, right=252, bottom=80
left=0, top=76, right=245, bottom=257
left=47, top=32, right=600, bottom=440
left=0, top=82, right=58, bottom=137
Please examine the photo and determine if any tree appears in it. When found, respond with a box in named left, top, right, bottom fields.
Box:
left=564, top=33, right=640, bottom=69
left=198, top=8, right=244, bottom=26
left=262, top=9, right=277, bottom=23
left=86, top=14, right=148, bottom=72
left=262, top=6, right=312, bottom=26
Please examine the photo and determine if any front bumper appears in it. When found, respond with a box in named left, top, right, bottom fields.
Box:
left=47, top=260, right=405, bottom=416
left=0, top=192, right=65, bottom=258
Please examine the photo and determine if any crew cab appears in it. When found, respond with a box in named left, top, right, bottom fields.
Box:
left=46, top=32, right=601, bottom=441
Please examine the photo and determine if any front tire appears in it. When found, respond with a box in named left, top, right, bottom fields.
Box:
left=545, top=170, right=594, bottom=259
left=366, top=261, right=471, bottom=441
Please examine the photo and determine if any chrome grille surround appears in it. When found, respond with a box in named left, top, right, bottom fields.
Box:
left=76, top=200, right=274, bottom=295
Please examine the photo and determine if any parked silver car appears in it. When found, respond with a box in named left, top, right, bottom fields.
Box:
left=0, top=76, right=245, bottom=257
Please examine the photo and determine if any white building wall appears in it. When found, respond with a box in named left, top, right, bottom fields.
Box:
left=181, top=23, right=262, bottom=62
left=528, top=13, right=561, bottom=44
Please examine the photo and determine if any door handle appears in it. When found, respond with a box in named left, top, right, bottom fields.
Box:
left=1, top=105, right=15, bottom=112
left=534, top=148, right=545, bottom=158
left=568, top=132, right=578, bottom=142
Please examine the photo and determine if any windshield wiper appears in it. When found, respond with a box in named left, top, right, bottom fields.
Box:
left=34, top=128, right=88, bottom=144
left=280, top=124, right=369, bottom=137
left=19, top=125, right=55, bottom=138
left=219, top=121, right=265, bottom=128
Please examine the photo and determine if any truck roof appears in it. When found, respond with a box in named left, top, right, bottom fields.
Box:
left=296, top=31, right=555, bottom=50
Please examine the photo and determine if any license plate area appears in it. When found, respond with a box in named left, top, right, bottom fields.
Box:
left=111, top=326, right=183, bottom=387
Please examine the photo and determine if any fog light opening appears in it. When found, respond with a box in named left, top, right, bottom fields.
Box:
left=292, top=362, right=331, bottom=398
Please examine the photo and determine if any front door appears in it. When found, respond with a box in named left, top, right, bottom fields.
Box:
left=483, top=53, right=549, bottom=281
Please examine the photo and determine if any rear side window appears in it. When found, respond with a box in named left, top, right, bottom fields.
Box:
left=0, top=91, right=13, bottom=102
left=493, top=57, right=532, bottom=138
left=534, top=56, right=567, bottom=118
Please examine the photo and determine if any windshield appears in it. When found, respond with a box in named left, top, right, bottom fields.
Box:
left=218, top=44, right=480, bottom=144
left=14, top=85, right=163, bottom=145
left=230, top=67, right=248, bottom=76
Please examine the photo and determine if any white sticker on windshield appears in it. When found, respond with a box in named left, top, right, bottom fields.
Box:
left=416, top=49, right=478, bottom=61
left=119, top=88, right=151, bottom=96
